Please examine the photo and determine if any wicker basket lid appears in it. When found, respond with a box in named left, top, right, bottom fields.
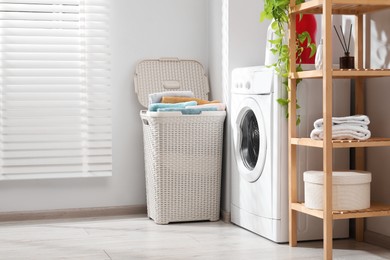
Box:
left=134, top=58, right=210, bottom=108
left=304, top=170, right=372, bottom=185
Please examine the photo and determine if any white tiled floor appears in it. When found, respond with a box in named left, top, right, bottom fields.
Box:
left=0, top=215, right=389, bottom=259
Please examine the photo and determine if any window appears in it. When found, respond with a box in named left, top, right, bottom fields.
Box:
left=0, top=0, right=111, bottom=179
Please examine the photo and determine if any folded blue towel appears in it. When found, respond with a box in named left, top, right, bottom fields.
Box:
left=148, top=101, right=197, bottom=112
left=157, top=106, right=218, bottom=114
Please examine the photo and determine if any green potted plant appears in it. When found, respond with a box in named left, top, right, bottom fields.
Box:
left=261, top=0, right=316, bottom=124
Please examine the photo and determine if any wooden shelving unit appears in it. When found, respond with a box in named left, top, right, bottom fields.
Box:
left=287, top=0, right=390, bottom=259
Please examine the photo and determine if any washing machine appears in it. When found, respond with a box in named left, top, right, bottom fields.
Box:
left=230, top=66, right=288, bottom=242
left=230, top=66, right=350, bottom=243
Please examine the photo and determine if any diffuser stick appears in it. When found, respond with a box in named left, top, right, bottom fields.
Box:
left=334, top=25, right=347, bottom=53
left=340, top=25, right=349, bottom=54
left=347, top=24, right=352, bottom=54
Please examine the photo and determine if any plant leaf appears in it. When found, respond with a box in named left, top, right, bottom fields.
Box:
left=268, top=39, right=281, bottom=45
left=260, top=11, right=268, bottom=22
left=277, top=98, right=290, bottom=106
left=309, top=43, right=317, bottom=58
left=297, top=32, right=310, bottom=44
left=296, top=115, right=301, bottom=125
left=271, top=20, right=279, bottom=31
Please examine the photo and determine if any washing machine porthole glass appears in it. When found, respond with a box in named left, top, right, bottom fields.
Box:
left=240, top=109, right=259, bottom=170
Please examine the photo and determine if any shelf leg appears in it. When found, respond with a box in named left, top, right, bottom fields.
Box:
left=355, top=218, right=365, bottom=242
left=289, top=208, right=297, bottom=247
left=322, top=0, right=333, bottom=258
left=288, top=1, right=298, bottom=247
left=324, top=215, right=333, bottom=260
left=354, top=13, right=365, bottom=243
left=288, top=77, right=298, bottom=247
left=354, top=78, right=365, bottom=241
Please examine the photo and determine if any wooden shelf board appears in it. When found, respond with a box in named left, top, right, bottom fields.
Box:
left=290, top=138, right=324, bottom=148
left=292, top=202, right=390, bottom=220
left=290, top=69, right=390, bottom=79
left=333, top=203, right=390, bottom=219
left=291, top=0, right=390, bottom=15
left=291, top=202, right=324, bottom=219
left=291, top=137, right=390, bottom=148
left=290, top=70, right=322, bottom=79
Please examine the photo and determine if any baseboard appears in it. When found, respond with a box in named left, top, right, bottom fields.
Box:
left=221, top=209, right=231, bottom=223
left=0, top=205, right=147, bottom=222
left=365, top=230, right=390, bottom=250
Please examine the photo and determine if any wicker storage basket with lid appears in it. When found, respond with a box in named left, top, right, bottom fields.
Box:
left=134, top=58, right=226, bottom=224
left=304, top=170, right=371, bottom=210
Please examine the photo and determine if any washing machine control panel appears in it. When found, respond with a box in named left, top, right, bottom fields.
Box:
left=245, top=81, right=251, bottom=90
left=231, top=66, right=274, bottom=95
left=235, top=81, right=251, bottom=90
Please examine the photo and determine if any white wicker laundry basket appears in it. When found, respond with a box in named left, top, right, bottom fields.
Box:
left=135, top=58, right=226, bottom=224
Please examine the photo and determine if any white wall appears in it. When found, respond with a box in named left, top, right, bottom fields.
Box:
left=208, top=0, right=223, bottom=102
left=365, top=10, right=390, bottom=238
left=208, top=0, right=230, bottom=212
left=222, top=0, right=269, bottom=213
left=0, top=0, right=209, bottom=213
left=229, top=0, right=268, bottom=70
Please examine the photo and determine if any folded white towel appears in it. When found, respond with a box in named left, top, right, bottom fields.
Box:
left=310, top=124, right=371, bottom=140
left=313, top=115, right=370, bottom=129
left=148, top=91, right=194, bottom=106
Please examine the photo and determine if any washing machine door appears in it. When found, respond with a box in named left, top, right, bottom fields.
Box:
left=233, top=97, right=267, bottom=183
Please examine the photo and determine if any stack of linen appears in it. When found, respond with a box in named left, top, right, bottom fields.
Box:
left=148, top=91, right=225, bottom=114
left=310, top=115, right=371, bottom=140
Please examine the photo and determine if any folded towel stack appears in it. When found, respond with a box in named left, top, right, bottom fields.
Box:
left=147, top=91, right=225, bottom=114
left=148, top=91, right=194, bottom=106
left=161, top=96, right=220, bottom=105
left=310, top=115, right=371, bottom=140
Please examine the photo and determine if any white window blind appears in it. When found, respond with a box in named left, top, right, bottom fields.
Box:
left=0, top=0, right=111, bottom=180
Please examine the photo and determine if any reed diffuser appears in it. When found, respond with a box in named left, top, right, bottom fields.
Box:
left=334, top=24, right=354, bottom=69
